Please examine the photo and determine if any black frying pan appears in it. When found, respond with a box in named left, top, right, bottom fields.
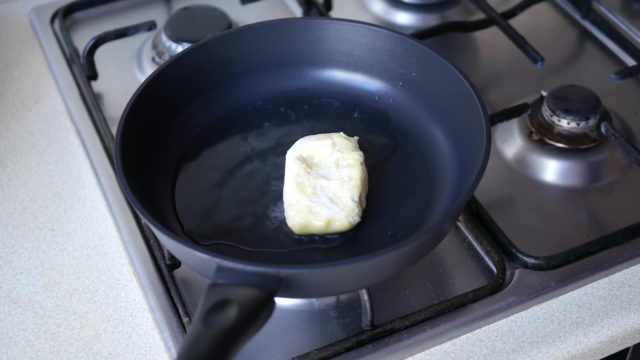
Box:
left=115, top=18, right=489, bottom=360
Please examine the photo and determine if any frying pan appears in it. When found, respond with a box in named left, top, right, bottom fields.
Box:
left=115, top=18, right=489, bottom=360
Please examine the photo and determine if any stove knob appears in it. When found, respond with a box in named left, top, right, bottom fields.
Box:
left=152, top=5, right=233, bottom=65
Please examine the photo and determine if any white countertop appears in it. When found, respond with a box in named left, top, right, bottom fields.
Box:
left=0, top=0, right=639, bottom=359
left=0, top=0, right=167, bottom=359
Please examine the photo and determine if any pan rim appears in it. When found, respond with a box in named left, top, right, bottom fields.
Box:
left=114, top=17, right=491, bottom=274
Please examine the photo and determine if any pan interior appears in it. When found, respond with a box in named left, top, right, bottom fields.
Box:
left=171, top=71, right=456, bottom=266
left=117, top=20, right=489, bottom=268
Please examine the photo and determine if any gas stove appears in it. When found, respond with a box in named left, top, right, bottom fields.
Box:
left=30, top=0, right=640, bottom=359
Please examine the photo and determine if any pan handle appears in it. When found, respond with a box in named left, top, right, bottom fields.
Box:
left=177, top=284, right=275, bottom=360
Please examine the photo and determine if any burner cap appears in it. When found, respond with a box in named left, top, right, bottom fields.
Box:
left=544, top=84, right=602, bottom=128
left=528, top=85, right=609, bottom=149
left=151, top=5, right=232, bottom=65
left=165, top=5, right=232, bottom=44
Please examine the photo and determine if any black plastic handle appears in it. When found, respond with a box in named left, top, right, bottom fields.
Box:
left=177, top=284, right=275, bottom=360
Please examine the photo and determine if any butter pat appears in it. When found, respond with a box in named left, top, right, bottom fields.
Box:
left=283, top=132, right=368, bottom=235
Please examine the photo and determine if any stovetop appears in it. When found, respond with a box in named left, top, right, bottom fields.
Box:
left=30, top=0, right=640, bottom=359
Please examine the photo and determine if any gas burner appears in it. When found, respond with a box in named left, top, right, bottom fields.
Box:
left=494, top=115, right=630, bottom=188
left=528, top=85, right=611, bottom=149
left=493, top=86, right=634, bottom=188
left=361, top=0, right=473, bottom=29
left=151, top=5, right=233, bottom=65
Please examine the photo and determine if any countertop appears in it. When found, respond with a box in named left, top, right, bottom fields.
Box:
left=0, top=0, right=639, bottom=359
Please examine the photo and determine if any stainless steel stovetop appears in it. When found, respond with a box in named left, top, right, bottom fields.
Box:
left=30, top=0, right=640, bottom=359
